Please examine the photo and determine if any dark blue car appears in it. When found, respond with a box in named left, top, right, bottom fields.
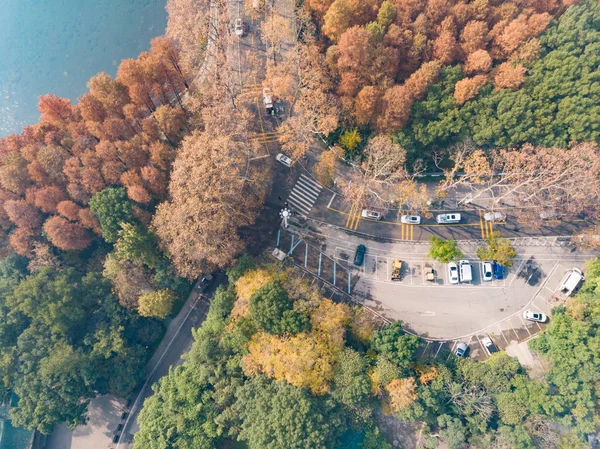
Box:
left=493, top=261, right=504, bottom=280
left=354, top=245, right=366, bottom=266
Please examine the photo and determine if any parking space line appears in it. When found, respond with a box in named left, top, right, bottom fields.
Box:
left=496, top=325, right=509, bottom=345
left=531, top=301, right=550, bottom=314
left=508, top=259, right=528, bottom=288
left=474, top=334, right=486, bottom=358
left=479, top=210, right=485, bottom=239
left=434, top=342, right=444, bottom=359
left=510, top=323, right=519, bottom=340
left=518, top=314, right=532, bottom=336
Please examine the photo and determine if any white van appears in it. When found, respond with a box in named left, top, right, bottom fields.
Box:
left=459, top=260, right=472, bottom=283
left=436, top=213, right=461, bottom=224
left=559, top=268, right=584, bottom=296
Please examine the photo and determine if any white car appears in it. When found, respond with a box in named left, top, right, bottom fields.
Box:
left=400, top=215, right=421, bottom=224
left=482, top=261, right=493, bottom=282
left=275, top=153, right=292, bottom=167
left=234, top=18, right=245, bottom=36
left=481, top=336, right=498, bottom=355
left=523, top=310, right=547, bottom=323
left=448, top=262, right=459, bottom=284
left=483, top=211, right=506, bottom=222
left=436, top=213, right=461, bottom=224
left=455, top=342, right=468, bottom=357
left=361, top=209, right=382, bottom=220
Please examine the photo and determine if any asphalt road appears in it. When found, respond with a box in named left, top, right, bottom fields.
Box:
left=289, top=177, right=591, bottom=242
left=116, top=275, right=225, bottom=448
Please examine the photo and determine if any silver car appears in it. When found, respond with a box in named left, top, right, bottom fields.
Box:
left=275, top=153, right=292, bottom=167
left=400, top=215, right=421, bottom=224
left=483, top=211, right=506, bottom=222
left=455, top=342, right=468, bottom=357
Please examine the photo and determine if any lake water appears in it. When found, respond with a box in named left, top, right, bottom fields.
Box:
left=0, top=0, right=167, bottom=137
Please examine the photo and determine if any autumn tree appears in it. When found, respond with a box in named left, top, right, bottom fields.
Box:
left=4, top=199, right=42, bottom=230
left=31, top=186, right=67, bottom=214
left=152, top=130, right=271, bottom=279
left=440, top=142, right=600, bottom=223
left=138, top=289, right=175, bottom=319
left=385, top=377, right=417, bottom=413
left=43, top=216, right=94, bottom=251
left=313, top=149, right=338, bottom=187
left=460, top=20, right=489, bottom=55
left=464, top=49, right=492, bottom=74
left=38, top=94, right=74, bottom=125
left=339, top=135, right=407, bottom=208
left=477, top=232, right=517, bottom=267
left=493, top=62, right=528, bottom=90
left=454, top=75, right=488, bottom=104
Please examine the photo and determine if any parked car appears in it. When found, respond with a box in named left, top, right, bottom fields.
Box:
left=436, top=213, right=461, bottom=224
left=391, top=259, right=403, bottom=281
left=559, top=268, right=584, bottom=296
left=459, top=260, right=472, bottom=283
left=482, top=261, right=493, bottom=282
left=197, top=274, right=214, bottom=292
left=483, top=211, right=506, bottom=222
left=354, top=244, right=366, bottom=266
left=234, top=18, right=245, bottom=36
left=424, top=263, right=435, bottom=282
left=400, top=215, right=421, bottom=224
left=448, top=262, right=459, bottom=284
left=275, top=153, right=292, bottom=167
left=492, top=260, right=504, bottom=280
left=523, top=310, right=547, bottom=323
left=455, top=342, right=468, bottom=357
left=361, top=209, right=382, bottom=220
left=481, top=336, right=498, bottom=355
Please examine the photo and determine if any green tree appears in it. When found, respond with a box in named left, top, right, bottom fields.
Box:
left=116, top=223, right=160, bottom=268
left=428, top=236, right=463, bottom=263
left=134, top=365, right=222, bottom=449
left=2, top=267, right=158, bottom=433
left=476, top=232, right=517, bottom=267
left=370, top=322, right=419, bottom=371
left=249, top=281, right=292, bottom=334
left=230, top=376, right=346, bottom=449
left=226, top=254, right=256, bottom=282
left=437, top=414, right=466, bottom=449
left=361, top=426, right=392, bottom=449
left=89, top=187, right=135, bottom=243
left=138, top=289, right=175, bottom=319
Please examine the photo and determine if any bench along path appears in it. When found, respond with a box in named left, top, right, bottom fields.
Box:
left=287, top=174, right=322, bottom=217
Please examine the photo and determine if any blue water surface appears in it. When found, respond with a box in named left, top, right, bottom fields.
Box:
left=0, top=0, right=167, bottom=137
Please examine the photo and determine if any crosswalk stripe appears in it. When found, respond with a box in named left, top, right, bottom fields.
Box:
left=299, top=174, right=322, bottom=192
left=296, top=179, right=321, bottom=196
left=286, top=175, right=323, bottom=217
left=289, top=191, right=314, bottom=210
left=293, top=183, right=319, bottom=200
left=288, top=200, right=311, bottom=215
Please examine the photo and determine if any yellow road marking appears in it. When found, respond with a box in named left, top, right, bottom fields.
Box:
left=479, top=210, right=485, bottom=239
left=345, top=204, right=356, bottom=228
left=410, top=224, right=414, bottom=240
left=487, top=219, right=493, bottom=237
left=350, top=205, right=361, bottom=230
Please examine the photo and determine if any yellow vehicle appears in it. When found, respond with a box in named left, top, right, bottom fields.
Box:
left=424, top=263, right=435, bottom=282
left=391, top=259, right=403, bottom=281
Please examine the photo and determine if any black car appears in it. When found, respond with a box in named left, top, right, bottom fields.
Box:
left=353, top=245, right=366, bottom=266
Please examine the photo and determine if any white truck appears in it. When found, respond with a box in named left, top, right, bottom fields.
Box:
left=459, top=260, right=472, bottom=283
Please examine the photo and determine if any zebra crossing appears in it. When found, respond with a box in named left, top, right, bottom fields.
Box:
left=287, top=174, right=322, bottom=217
